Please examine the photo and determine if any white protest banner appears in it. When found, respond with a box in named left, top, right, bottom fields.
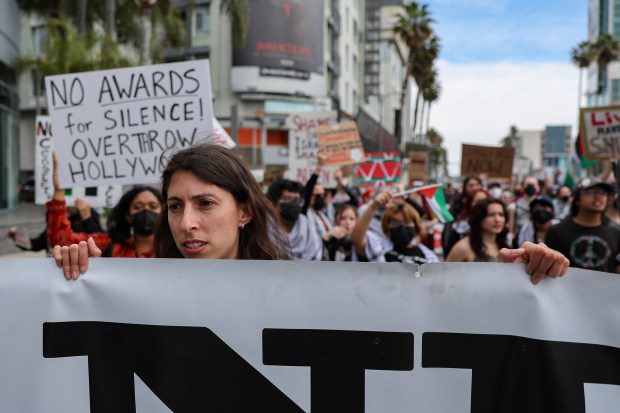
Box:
left=0, top=259, right=619, bottom=411
left=34, top=116, right=123, bottom=208
left=45, top=60, right=214, bottom=187
left=286, top=111, right=339, bottom=187
left=580, top=105, right=620, bottom=160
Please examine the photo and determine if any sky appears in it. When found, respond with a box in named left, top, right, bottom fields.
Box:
left=423, top=0, right=587, bottom=174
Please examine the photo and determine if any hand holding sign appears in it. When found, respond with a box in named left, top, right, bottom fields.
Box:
left=53, top=237, right=101, bottom=281
left=499, top=242, right=570, bottom=284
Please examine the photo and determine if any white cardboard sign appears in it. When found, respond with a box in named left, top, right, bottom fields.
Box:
left=34, top=115, right=123, bottom=207
left=0, top=259, right=618, bottom=411
left=286, top=111, right=339, bottom=187
left=45, top=60, right=215, bottom=187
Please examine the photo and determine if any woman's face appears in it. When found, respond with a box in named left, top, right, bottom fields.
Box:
left=481, top=203, right=506, bottom=235
left=166, top=170, right=251, bottom=259
left=127, top=190, right=162, bottom=221
left=337, top=208, right=357, bottom=234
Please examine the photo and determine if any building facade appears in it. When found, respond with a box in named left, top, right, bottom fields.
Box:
left=0, top=0, right=20, bottom=210
left=16, top=0, right=411, bottom=178
left=542, top=125, right=571, bottom=174
left=587, top=0, right=620, bottom=106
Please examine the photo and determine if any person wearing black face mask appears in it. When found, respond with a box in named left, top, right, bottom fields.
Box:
left=267, top=179, right=322, bottom=261
left=48, top=183, right=164, bottom=279
left=553, top=186, right=572, bottom=221
left=517, top=196, right=558, bottom=246
left=351, top=192, right=439, bottom=264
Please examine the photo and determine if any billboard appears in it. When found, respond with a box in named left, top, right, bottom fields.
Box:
left=232, top=0, right=325, bottom=97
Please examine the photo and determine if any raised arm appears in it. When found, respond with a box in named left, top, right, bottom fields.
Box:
left=351, top=191, right=391, bottom=258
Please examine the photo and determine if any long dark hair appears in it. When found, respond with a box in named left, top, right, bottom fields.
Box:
left=107, top=186, right=163, bottom=244
left=457, top=189, right=488, bottom=220
left=468, top=199, right=509, bottom=260
left=154, top=144, right=290, bottom=260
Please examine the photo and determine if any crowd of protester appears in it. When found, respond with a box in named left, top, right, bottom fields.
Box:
left=8, top=144, right=619, bottom=280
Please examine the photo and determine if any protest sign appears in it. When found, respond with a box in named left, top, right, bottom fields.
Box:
left=286, top=111, right=338, bottom=187
left=34, top=116, right=123, bottom=207
left=408, top=151, right=428, bottom=181
left=45, top=60, right=214, bottom=187
left=316, top=121, right=365, bottom=166
left=355, top=152, right=402, bottom=199
left=0, top=259, right=619, bottom=411
left=460, top=144, right=515, bottom=178
left=580, top=105, right=620, bottom=160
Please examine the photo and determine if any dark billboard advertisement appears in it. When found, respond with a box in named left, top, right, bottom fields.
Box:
left=233, top=0, right=324, bottom=76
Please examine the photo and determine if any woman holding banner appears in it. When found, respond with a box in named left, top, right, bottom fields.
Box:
left=53, top=144, right=289, bottom=278
left=446, top=198, right=570, bottom=284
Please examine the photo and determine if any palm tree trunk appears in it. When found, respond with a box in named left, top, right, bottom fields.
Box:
left=77, top=0, right=87, bottom=34
left=139, top=3, right=154, bottom=65
left=426, top=102, right=432, bottom=135
left=106, top=0, right=116, bottom=40
left=418, top=98, right=426, bottom=137
left=412, top=89, right=421, bottom=141
left=577, top=68, right=583, bottom=109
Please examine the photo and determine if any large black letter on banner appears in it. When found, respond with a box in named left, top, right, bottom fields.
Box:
left=422, top=332, right=620, bottom=413
left=43, top=322, right=303, bottom=413
left=263, top=329, right=414, bottom=413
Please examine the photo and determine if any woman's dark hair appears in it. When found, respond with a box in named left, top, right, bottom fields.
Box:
left=107, top=186, right=163, bottom=244
left=457, top=189, right=488, bottom=220
left=462, top=176, right=482, bottom=190
left=570, top=188, right=582, bottom=217
left=155, top=144, right=290, bottom=260
left=334, top=203, right=357, bottom=223
left=266, top=179, right=304, bottom=204
left=468, top=199, right=509, bottom=260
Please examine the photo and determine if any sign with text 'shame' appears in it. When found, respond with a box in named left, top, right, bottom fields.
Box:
left=34, top=116, right=123, bottom=207
left=286, top=111, right=338, bottom=187
left=45, top=60, right=214, bottom=187
left=1, top=259, right=618, bottom=412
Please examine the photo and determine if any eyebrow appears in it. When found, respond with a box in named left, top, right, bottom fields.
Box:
left=167, top=193, right=218, bottom=202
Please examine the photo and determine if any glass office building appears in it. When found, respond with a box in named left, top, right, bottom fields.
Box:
left=0, top=0, right=20, bottom=210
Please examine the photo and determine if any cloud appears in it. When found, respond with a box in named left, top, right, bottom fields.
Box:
left=428, top=60, right=580, bottom=175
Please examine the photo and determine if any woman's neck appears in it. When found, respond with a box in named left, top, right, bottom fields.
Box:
left=134, top=233, right=154, bottom=252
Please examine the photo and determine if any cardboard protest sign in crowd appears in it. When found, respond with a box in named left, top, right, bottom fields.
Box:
left=580, top=105, right=620, bottom=160
left=34, top=116, right=123, bottom=208
left=286, top=111, right=339, bottom=187
left=460, top=144, right=515, bottom=179
left=45, top=60, right=215, bottom=187
left=316, top=121, right=365, bottom=166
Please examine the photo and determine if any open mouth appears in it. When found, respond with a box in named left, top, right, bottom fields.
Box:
left=181, top=240, right=207, bottom=254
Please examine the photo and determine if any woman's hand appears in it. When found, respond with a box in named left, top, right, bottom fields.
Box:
left=327, top=226, right=348, bottom=240
left=372, top=191, right=392, bottom=209
left=53, top=237, right=102, bottom=281
left=499, top=242, right=570, bottom=285
left=74, top=198, right=92, bottom=220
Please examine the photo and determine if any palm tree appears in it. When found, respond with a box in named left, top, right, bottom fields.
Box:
left=422, top=80, right=440, bottom=135
left=394, top=2, right=435, bottom=109
left=410, top=36, right=440, bottom=138
left=589, top=33, right=620, bottom=94
left=501, top=125, right=518, bottom=147
left=571, top=40, right=593, bottom=108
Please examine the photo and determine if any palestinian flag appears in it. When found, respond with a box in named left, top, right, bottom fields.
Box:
left=575, top=133, right=597, bottom=169
left=414, top=185, right=454, bottom=223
